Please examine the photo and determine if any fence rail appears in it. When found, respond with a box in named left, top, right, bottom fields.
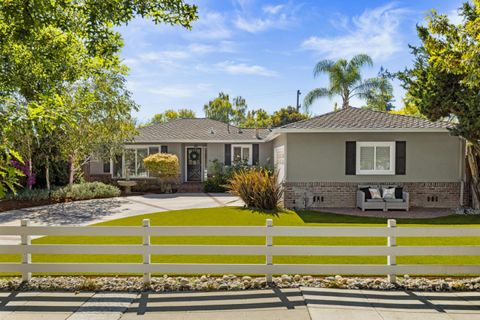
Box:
left=0, top=219, right=478, bottom=283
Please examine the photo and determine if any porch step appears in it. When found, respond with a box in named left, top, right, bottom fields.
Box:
left=177, top=182, right=204, bottom=193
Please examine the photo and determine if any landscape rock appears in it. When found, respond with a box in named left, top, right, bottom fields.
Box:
left=0, top=275, right=479, bottom=292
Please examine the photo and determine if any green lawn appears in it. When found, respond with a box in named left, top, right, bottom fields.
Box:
left=1, top=207, right=480, bottom=270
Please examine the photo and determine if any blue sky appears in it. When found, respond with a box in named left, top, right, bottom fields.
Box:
left=117, top=0, right=464, bottom=122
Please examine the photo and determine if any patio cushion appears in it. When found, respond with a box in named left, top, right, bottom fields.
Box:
left=382, top=187, right=396, bottom=199
left=359, top=187, right=372, bottom=200
left=395, top=187, right=404, bottom=199
left=366, top=198, right=384, bottom=202
left=384, top=198, right=404, bottom=202
left=369, top=188, right=382, bottom=199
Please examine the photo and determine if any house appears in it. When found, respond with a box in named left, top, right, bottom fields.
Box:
left=87, top=107, right=467, bottom=209
left=86, top=118, right=273, bottom=191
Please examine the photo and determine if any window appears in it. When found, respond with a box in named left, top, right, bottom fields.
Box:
left=231, top=144, right=252, bottom=165
left=148, top=147, right=159, bottom=155
left=103, top=161, right=110, bottom=173
left=356, top=142, right=395, bottom=175
left=161, top=145, right=168, bottom=153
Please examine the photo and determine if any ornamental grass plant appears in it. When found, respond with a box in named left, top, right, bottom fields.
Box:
left=226, top=168, right=283, bottom=210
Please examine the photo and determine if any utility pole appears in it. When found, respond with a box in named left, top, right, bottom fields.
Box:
left=296, top=90, right=301, bottom=111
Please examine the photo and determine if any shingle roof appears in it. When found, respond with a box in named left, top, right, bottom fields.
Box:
left=278, top=107, right=450, bottom=130
left=132, top=118, right=270, bottom=143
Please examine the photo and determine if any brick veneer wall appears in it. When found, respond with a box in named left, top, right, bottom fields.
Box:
left=283, top=181, right=465, bottom=209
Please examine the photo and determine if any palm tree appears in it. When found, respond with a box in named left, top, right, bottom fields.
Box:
left=304, top=54, right=383, bottom=111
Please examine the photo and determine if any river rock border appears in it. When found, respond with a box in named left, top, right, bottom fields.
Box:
left=0, top=275, right=479, bottom=292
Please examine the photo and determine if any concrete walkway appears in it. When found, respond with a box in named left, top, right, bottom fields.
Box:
left=0, top=288, right=478, bottom=319
left=0, top=193, right=242, bottom=244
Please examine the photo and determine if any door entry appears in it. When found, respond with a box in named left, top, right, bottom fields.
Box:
left=186, top=148, right=202, bottom=181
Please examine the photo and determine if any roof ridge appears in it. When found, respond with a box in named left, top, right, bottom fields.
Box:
left=279, top=107, right=346, bottom=129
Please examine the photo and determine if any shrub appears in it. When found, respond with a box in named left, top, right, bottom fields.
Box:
left=51, top=182, right=120, bottom=201
left=143, top=153, right=179, bottom=178
left=226, top=168, right=283, bottom=210
left=204, top=159, right=227, bottom=193
left=5, top=188, right=50, bottom=201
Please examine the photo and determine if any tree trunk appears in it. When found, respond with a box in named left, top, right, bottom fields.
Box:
left=27, top=155, right=33, bottom=190
left=68, top=154, right=76, bottom=185
left=45, top=155, right=50, bottom=190
left=466, top=141, right=480, bottom=209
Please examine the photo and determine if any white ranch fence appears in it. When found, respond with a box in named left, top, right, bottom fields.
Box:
left=0, top=219, right=478, bottom=284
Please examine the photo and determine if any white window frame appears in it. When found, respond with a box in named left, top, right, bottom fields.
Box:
left=356, top=141, right=395, bottom=175
left=231, top=144, right=253, bottom=165
left=121, top=145, right=166, bottom=178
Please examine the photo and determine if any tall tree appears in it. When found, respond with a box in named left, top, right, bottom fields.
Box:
left=231, top=96, right=247, bottom=126
left=362, top=68, right=395, bottom=112
left=60, top=72, right=138, bottom=185
left=204, top=92, right=233, bottom=123
left=0, top=0, right=198, bottom=193
left=304, top=54, right=384, bottom=111
left=398, top=1, right=480, bottom=207
left=241, top=109, right=272, bottom=128
left=147, top=108, right=196, bottom=125
left=271, top=106, right=309, bottom=127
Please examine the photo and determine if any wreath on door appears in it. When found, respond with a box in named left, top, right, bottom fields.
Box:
left=189, top=150, right=200, bottom=161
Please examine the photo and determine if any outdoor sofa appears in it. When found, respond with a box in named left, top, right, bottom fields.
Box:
left=357, top=185, right=409, bottom=211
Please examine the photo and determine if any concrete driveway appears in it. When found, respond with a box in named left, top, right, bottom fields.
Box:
left=0, top=193, right=242, bottom=244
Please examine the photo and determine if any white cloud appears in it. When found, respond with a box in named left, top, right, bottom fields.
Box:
left=139, top=50, right=190, bottom=62
left=263, top=4, right=285, bottom=14
left=188, top=11, right=232, bottom=40
left=145, top=83, right=213, bottom=98
left=301, top=3, right=408, bottom=60
left=234, top=2, right=296, bottom=33
left=215, top=61, right=278, bottom=77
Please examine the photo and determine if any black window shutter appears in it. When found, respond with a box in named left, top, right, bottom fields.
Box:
left=160, top=145, right=168, bottom=153
left=345, top=141, right=356, bottom=175
left=252, top=144, right=259, bottom=165
left=224, top=144, right=231, bottom=166
left=395, top=141, right=406, bottom=175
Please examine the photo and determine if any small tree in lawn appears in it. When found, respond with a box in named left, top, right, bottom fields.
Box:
left=143, top=153, right=179, bottom=193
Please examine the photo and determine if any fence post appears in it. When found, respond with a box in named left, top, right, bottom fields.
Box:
left=266, top=219, right=273, bottom=283
left=143, top=219, right=151, bottom=285
left=387, top=219, right=396, bottom=283
left=21, top=219, right=31, bottom=282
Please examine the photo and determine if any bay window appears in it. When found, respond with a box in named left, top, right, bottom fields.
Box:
left=356, top=142, right=395, bottom=175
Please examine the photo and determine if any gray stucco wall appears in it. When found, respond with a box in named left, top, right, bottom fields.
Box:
left=285, top=132, right=464, bottom=183
left=259, top=141, right=273, bottom=167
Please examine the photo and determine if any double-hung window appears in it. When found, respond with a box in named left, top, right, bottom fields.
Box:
left=356, top=142, right=395, bottom=175
left=232, top=144, right=252, bottom=165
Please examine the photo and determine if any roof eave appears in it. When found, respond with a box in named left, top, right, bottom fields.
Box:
left=273, top=128, right=450, bottom=133
left=127, top=139, right=267, bottom=144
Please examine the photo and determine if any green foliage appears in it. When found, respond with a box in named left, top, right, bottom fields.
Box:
left=5, top=188, right=50, bottom=201
left=271, top=106, right=309, bottom=127
left=51, top=182, right=120, bottom=201
left=203, top=159, right=227, bottom=193
left=226, top=168, right=283, bottom=210
left=203, top=92, right=234, bottom=123
left=146, top=108, right=196, bottom=125
left=143, top=153, right=179, bottom=179
left=397, top=1, right=480, bottom=207
left=241, top=109, right=272, bottom=128
left=304, top=54, right=385, bottom=111
left=362, top=68, right=395, bottom=112
left=0, top=0, right=198, bottom=191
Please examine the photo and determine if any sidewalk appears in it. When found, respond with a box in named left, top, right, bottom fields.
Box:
left=0, top=288, right=478, bottom=319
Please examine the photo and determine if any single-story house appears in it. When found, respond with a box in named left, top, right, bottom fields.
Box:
left=87, top=107, right=468, bottom=209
